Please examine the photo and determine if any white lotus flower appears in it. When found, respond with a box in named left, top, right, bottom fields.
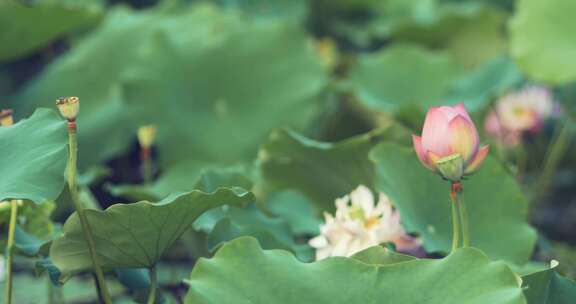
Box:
left=309, top=185, right=419, bottom=260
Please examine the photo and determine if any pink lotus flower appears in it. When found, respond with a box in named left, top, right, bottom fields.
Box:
left=484, top=110, right=522, bottom=148
left=484, top=86, right=558, bottom=147
left=412, top=103, right=489, bottom=181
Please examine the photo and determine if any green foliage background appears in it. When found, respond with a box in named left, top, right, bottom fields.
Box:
left=1, top=0, right=576, bottom=303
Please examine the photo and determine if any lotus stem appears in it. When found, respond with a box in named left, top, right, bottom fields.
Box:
left=66, top=121, right=112, bottom=304
left=141, top=147, right=152, bottom=185
left=531, top=122, right=571, bottom=208
left=449, top=184, right=461, bottom=253
left=147, top=265, right=158, bottom=304
left=515, top=142, right=528, bottom=182
left=449, top=182, right=469, bottom=252
left=137, top=125, right=156, bottom=185
left=48, top=280, right=64, bottom=304
left=4, top=199, right=19, bottom=304
left=457, top=189, right=469, bottom=248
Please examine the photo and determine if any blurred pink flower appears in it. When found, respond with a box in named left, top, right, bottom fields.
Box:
left=485, top=86, right=557, bottom=147
left=412, top=103, right=489, bottom=181
left=484, top=111, right=522, bottom=148
left=309, top=185, right=419, bottom=260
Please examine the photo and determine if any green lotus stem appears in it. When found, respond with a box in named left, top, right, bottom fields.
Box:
left=147, top=265, right=158, bottom=304
left=142, top=148, right=152, bottom=185
left=515, top=142, right=528, bottom=182
left=531, top=122, right=571, bottom=207
left=67, top=125, right=112, bottom=304
left=48, top=280, right=64, bottom=304
left=457, top=191, right=470, bottom=248
left=137, top=125, right=156, bottom=185
left=450, top=191, right=461, bottom=253
left=4, top=199, right=19, bottom=304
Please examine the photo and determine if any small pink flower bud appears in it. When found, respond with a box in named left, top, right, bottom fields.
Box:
left=0, top=109, right=14, bottom=126
left=137, top=125, right=157, bottom=149
left=55, top=96, right=80, bottom=121
left=412, top=103, right=489, bottom=181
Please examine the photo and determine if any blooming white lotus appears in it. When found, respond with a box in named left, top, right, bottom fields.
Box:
left=309, top=185, right=419, bottom=260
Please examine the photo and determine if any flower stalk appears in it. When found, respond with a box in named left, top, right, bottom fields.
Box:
left=147, top=265, right=158, bottom=304
left=4, top=199, right=19, bottom=304
left=449, top=182, right=469, bottom=252
left=138, top=125, right=156, bottom=185
left=515, top=142, right=528, bottom=182
left=1, top=109, right=17, bottom=304
left=531, top=121, right=571, bottom=208
left=57, top=97, right=112, bottom=304
left=449, top=193, right=461, bottom=253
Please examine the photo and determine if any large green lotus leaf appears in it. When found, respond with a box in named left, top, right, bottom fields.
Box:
left=191, top=166, right=255, bottom=232
left=440, top=7, right=506, bottom=69
left=214, top=0, right=307, bottom=19
left=14, top=225, right=47, bottom=256
left=370, top=143, right=536, bottom=264
left=193, top=167, right=254, bottom=193
left=0, top=199, right=57, bottom=239
left=122, top=18, right=326, bottom=167
left=445, top=55, right=523, bottom=111
left=0, top=109, right=67, bottom=203
left=258, top=129, right=380, bottom=213
left=509, top=0, right=576, bottom=84
left=6, top=273, right=125, bottom=304
left=49, top=188, right=253, bottom=274
left=350, top=245, right=416, bottom=265
left=17, top=3, right=326, bottom=169
left=184, top=237, right=525, bottom=304
left=317, top=0, right=436, bottom=48
left=0, top=0, right=103, bottom=61
left=107, top=161, right=222, bottom=202
left=350, top=45, right=522, bottom=116
left=15, top=6, right=164, bottom=168
left=266, top=190, right=322, bottom=235
left=206, top=204, right=314, bottom=261
left=324, top=0, right=503, bottom=56
left=522, top=267, right=576, bottom=304
left=14, top=4, right=243, bottom=168
left=19, top=200, right=58, bottom=239
left=391, top=2, right=507, bottom=69
left=315, top=0, right=382, bottom=10
left=349, top=44, right=461, bottom=114
left=156, top=167, right=252, bottom=233
left=110, top=164, right=252, bottom=209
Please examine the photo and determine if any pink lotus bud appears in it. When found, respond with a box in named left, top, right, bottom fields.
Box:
left=412, top=103, right=489, bottom=181
left=0, top=109, right=14, bottom=126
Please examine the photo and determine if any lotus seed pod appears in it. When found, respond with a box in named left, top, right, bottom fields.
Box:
left=56, top=96, right=80, bottom=121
